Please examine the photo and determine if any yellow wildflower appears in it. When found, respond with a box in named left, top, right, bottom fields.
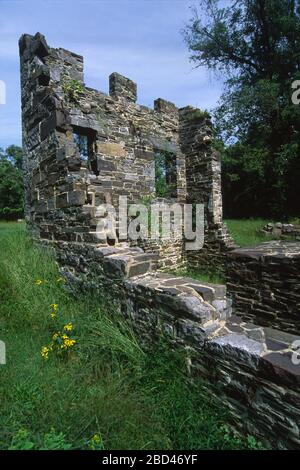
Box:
left=91, top=434, right=101, bottom=444
left=89, top=433, right=103, bottom=450
left=50, top=312, right=56, bottom=319
left=63, top=323, right=73, bottom=332
left=41, top=346, right=50, bottom=359
left=50, top=303, right=58, bottom=311
left=35, top=279, right=43, bottom=286
left=52, top=333, right=59, bottom=341
left=63, top=338, right=76, bottom=348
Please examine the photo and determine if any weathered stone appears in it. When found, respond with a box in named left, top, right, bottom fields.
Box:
left=97, top=142, right=126, bottom=157
left=227, top=241, right=300, bottom=334
left=154, top=98, right=178, bottom=115
left=187, top=283, right=215, bottom=302
left=212, top=333, right=265, bottom=358
left=56, top=193, right=68, bottom=208
left=109, top=72, right=137, bottom=102
left=68, top=190, right=86, bottom=206
left=19, top=33, right=300, bottom=450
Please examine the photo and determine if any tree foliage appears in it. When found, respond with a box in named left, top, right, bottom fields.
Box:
left=184, top=0, right=300, bottom=218
left=0, top=145, right=24, bottom=220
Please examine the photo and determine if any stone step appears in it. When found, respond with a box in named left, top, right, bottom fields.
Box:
left=95, top=243, right=159, bottom=279
left=127, top=261, right=152, bottom=277
left=128, top=272, right=232, bottom=324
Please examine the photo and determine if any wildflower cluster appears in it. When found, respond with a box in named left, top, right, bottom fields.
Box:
left=89, top=433, right=104, bottom=450
left=35, top=277, right=66, bottom=286
left=41, top=304, right=77, bottom=360
left=41, top=346, right=50, bottom=359
left=50, top=303, right=58, bottom=319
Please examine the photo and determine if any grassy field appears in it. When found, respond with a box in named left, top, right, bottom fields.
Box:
left=225, top=218, right=274, bottom=247
left=0, top=222, right=264, bottom=450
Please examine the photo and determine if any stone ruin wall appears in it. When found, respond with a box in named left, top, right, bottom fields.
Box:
left=227, top=242, right=300, bottom=334
left=20, top=33, right=300, bottom=449
left=19, top=33, right=232, bottom=273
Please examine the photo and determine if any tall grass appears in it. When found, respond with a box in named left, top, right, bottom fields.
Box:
left=0, top=222, right=263, bottom=450
left=225, top=218, right=274, bottom=247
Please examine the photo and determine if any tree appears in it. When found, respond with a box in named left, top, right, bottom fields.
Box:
left=0, top=146, right=24, bottom=220
left=184, top=0, right=300, bottom=218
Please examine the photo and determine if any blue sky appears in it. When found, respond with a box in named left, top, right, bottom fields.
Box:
left=0, top=0, right=224, bottom=149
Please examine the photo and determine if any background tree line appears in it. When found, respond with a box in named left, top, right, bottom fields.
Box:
left=0, top=145, right=24, bottom=220
left=184, top=0, right=300, bottom=218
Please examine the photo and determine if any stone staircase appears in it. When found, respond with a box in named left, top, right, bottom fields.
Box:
left=95, top=243, right=159, bottom=278
left=95, top=242, right=232, bottom=330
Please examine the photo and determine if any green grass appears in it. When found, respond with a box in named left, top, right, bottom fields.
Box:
left=224, top=218, right=275, bottom=247
left=0, top=222, right=263, bottom=450
left=185, top=270, right=225, bottom=284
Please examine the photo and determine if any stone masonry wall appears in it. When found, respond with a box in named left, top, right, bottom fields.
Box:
left=227, top=241, right=300, bottom=335
left=20, top=33, right=300, bottom=449
left=179, top=107, right=235, bottom=273
left=19, top=32, right=233, bottom=271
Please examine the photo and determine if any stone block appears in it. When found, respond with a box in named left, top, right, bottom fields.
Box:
left=30, top=32, right=49, bottom=59
left=97, top=142, right=126, bottom=157
left=109, top=72, right=137, bottom=102
left=68, top=190, right=86, bottom=206
left=35, top=200, right=48, bottom=213
left=40, top=111, right=69, bottom=140
left=97, top=158, right=116, bottom=172
left=134, top=149, right=154, bottom=161
left=55, top=192, right=68, bottom=208
left=127, top=262, right=151, bottom=277
left=154, top=98, right=178, bottom=115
